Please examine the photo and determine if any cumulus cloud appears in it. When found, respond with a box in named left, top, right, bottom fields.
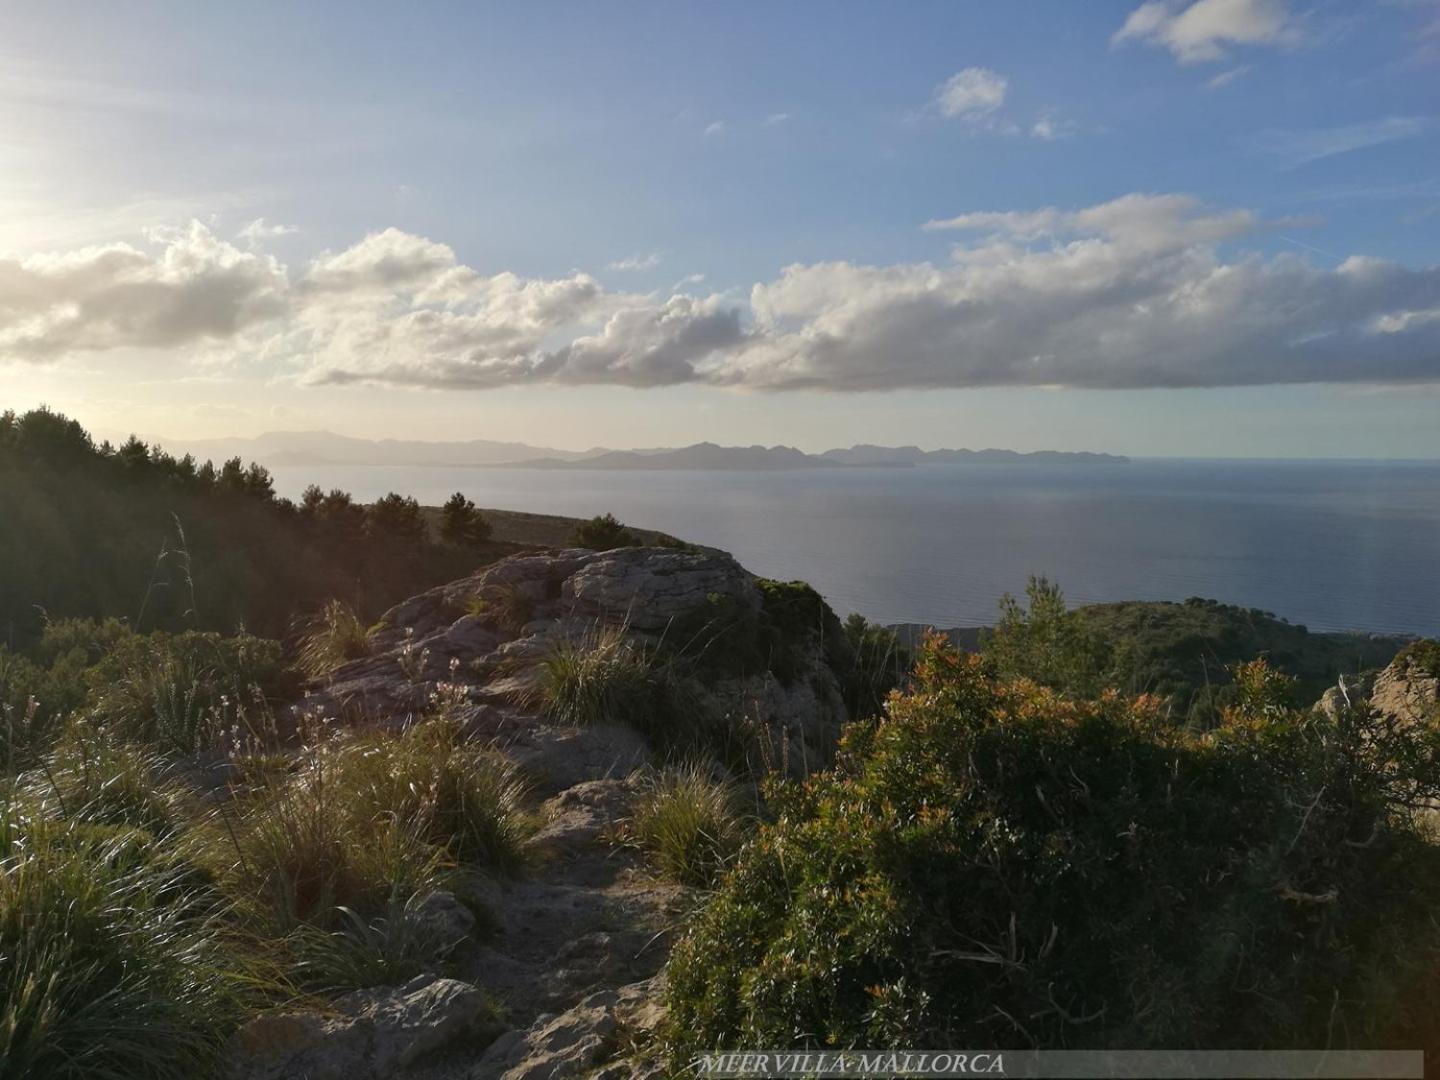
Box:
left=1114, top=0, right=1296, bottom=63
left=0, top=221, right=287, bottom=362
left=739, top=196, right=1440, bottom=390
left=932, top=68, right=1008, bottom=120
left=4, top=198, right=1439, bottom=392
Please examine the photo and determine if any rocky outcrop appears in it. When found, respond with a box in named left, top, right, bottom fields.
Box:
left=313, top=546, right=850, bottom=775
left=1369, top=642, right=1440, bottom=727
left=1318, top=640, right=1440, bottom=727
left=228, top=975, right=500, bottom=1080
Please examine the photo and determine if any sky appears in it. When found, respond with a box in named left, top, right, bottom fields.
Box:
left=1, top=0, right=1437, bottom=458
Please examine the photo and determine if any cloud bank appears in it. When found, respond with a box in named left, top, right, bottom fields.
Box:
left=2, top=194, right=1438, bottom=392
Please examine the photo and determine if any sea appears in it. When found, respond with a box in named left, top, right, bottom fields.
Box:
left=269, top=459, right=1440, bottom=638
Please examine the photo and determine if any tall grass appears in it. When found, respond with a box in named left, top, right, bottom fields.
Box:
left=622, top=764, right=750, bottom=887
left=290, top=895, right=461, bottom=993
left=335, top=720, right=532, bottom=871
left=26, top=723, right=188, bottom=837
left=0, top=794, right=249, bottom=1080
left=294, top=599, right=375, bottom=679
left=87, top=629, right=284, bottom=755
left=197, top=716, right=529, bottom=934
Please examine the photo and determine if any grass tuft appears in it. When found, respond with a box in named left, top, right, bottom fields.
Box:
left=531, top=625, right=692, bottom=749
left=622, top=764, right=750, bottom=887
left=294, top=599, right=375, bottom=679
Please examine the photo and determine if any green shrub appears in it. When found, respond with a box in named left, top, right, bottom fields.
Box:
left=488, top=584, right=536, bottom=633
left=199, top=717, right=528, bottom=933
left=840, top=613, right=908, bottom=719
left=981, top=574, right=1110, bottom=698
left=440, top=493, right=493, bottom=548
left=1393, top=638, right=1440, bottom=679
left=294, top=599, right=375, bottom=678
left=87, top=627, right=284, bottom=754
left=570, top=512, right=640, bottom=550
left=0, top=800, right=249, bottom=1080
left=0, top=643, right=91, bottom=768
left=622, top=764, right=751, bottom=887
left=672, top=580, right=845, bottom=687
left=663, top=639, right=1440, bottom=1059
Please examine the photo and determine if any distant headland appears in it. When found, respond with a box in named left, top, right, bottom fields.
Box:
left=159, top=431, right=1128, bottom=471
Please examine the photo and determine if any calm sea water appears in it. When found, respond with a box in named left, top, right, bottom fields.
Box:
left=271, top=460, right=1440, bottom=637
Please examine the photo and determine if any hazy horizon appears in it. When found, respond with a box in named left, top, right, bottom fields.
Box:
left=90, top=424, right=1440, bottom=464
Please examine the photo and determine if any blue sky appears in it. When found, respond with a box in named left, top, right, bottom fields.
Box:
left=1, top=0, right=1437, bottom=456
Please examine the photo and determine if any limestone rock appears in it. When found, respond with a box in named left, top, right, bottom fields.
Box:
left=310, top=547, right=851, bottom=776
left=227, top=974, right=497, bottom=1080
left=469, top=989, right=619, bottom=1080
left=1370, top=643, right=1440, bottom=727
left=410, top=890, right=477, bottom=956
left=508, top=724, right=650, bottom=794
left=469, top=978, right=667, bottom=1080
left=531, top=778, right=635, bottom=858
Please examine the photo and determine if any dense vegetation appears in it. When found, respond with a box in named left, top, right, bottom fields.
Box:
left=981, top=576, right=1408, bottom=723
left=0, top=619, right=523, bottom=1078
left=0, top=408, right=505, bottom=649
left=664, top=638, right=1440, bottom=1060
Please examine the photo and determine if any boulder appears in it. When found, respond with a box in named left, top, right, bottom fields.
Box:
left=564, top=548, right=757, bottom=633
left=530, top=778, right=636, bottom=858
left=1317, top=641, right=1440, bottom=728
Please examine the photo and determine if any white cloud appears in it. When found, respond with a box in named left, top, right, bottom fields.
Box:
left=237, top=218, right=298, bottom=246
left=5, top=199, right=1439, bottom=392
left=0, top=221, right=287, bottom=362
left=703, top=121, right=726, bottom=137
left=1030, top=114, right=1077, bottom=140
left=933, top=68, right=1008, bottom=120
left=1114, top=0, right=1296, bottom=63
left=762, top=112, right=791, bottom=127
left=607, top=253, right=663, bottom=272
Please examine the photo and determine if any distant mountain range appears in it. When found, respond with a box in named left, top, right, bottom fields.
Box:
left=156, top=431, right=1128, bottom=470
left=161, top=430, right=596, bottom=467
